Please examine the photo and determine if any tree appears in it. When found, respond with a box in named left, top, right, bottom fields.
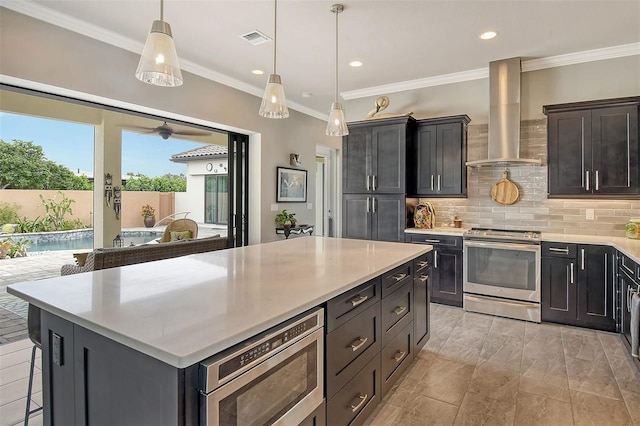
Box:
left=0, top=139, right=93, bottom=190
left=124, top=173, right=186, bottom=192
left=0, top=139, right=48, bottom=189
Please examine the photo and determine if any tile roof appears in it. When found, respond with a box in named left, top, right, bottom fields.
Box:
left=171, top=144, right=228, bottom=162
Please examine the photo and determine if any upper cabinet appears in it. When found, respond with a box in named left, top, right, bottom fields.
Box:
left=407, top=115, right=470, bottom=197
left=342, top=116, right=416, bottom=194
left=544, top=97, right=640, bottom=198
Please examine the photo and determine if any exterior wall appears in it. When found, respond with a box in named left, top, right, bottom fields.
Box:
left=173, top=159, right=229, bottom=224
left=0, top=190, right=174, bottom=229
left=407, top=120, right=640, bottom=237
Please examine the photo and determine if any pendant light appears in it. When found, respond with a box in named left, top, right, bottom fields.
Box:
left=326, top=4, right=348, bottom=136
left=135, top=0, right=183, bottom=87
left=259, top=0, right=289, bottom=118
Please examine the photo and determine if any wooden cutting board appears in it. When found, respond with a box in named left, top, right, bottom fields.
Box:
left=491, top=171, right=519, bottom=205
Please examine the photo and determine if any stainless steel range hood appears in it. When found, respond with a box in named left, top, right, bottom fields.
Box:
left=466, top=57, right=541, bottom=167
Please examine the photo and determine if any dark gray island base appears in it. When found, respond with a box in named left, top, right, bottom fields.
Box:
left=10, top=238, right=432, bottom=425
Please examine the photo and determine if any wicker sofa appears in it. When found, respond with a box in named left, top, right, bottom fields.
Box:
left=61, top=235, right=229, bottom=275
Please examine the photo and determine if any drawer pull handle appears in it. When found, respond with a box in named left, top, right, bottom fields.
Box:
left=419, top=274, right=429, bottom=282
left=549, top=247, right=569, bottom=254
left=422, top=239, right=440, bottom=243
left=349, top=394, right=368, bottom=412
left=350, top=337, right=368, bottom=352
left=393, top=273, right=408, bottom=282
left=393, top=306, right=407, bottom=316
left=417, top=261, right=429, bottom=268
left=349, top=295, right=368, bottom=307
left=393, top=350, right=407, bottom=362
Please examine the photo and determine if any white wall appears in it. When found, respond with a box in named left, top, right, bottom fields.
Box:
left=0, top=8, right=341, bottom=244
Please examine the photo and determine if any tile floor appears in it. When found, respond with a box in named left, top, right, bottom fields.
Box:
left=0, top=339, right=42, bottom=426
left=366, top=303, right=640, bottom=426
left=1, top=303, right=639, bottom=426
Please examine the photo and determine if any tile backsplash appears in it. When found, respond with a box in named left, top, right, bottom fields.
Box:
left=407, top=119, right=640, bottom=237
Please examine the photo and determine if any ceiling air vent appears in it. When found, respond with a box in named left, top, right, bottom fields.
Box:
left=239, top=30, right=271, bottom=45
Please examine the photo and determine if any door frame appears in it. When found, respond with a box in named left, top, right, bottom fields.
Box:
left=316, top=145, right=339, bottom=237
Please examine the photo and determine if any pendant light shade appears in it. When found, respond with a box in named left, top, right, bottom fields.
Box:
left=259, top=0, right=289, bottom=118
left=135, top=0, right=183, bottom=87
left=327, top=102, right=349, bottom=136
left=327, top=4, right=348, bottom=136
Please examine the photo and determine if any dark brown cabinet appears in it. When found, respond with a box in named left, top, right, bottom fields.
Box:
left=408, top=115, right=470, bottom=197
left=342, top=117, right=415, bottom=242
left=541, top=242, right=616, bottom=332
left=619, top=252, right=640, bottom=371
left=342, top=193, right=406, bottom=242
left=406, top=234, right=463, bottom=307
left=325, top=255, right=429, bottom=425
left=413, top=251, right=432, bottom=350
left=545, top=97, right=640, bottom=198
left=342, top=116, right=415, bottom=195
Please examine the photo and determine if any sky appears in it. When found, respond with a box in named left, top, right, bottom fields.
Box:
left=0, top=112, right=205, bottom=177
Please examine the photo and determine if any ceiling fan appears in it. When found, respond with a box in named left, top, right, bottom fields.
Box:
left=124, top=121, right=212, bottom=140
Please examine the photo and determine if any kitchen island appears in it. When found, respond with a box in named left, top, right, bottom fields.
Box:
left=8, top=237, right=431, bottom=425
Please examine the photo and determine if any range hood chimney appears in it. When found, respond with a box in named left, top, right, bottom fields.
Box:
left=466, top=57, right=541, bottom=167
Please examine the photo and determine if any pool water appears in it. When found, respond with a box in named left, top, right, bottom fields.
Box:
left=26, top=234, right=160, bottom=252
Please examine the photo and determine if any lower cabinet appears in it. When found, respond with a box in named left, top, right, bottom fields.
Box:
left=541, top=242, right=616, bottom=331
left=325, top=253, right=430, bottom=426
left=40, top=310, right=199, bottom=425
left=407, top=234, right=463, bottom=307
left=619, top=252, right=640, bottom=371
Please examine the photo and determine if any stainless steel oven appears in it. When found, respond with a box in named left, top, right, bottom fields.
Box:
left=199, top=308, right=324, bottom=425
left=463, top=228, right=541, bottom=322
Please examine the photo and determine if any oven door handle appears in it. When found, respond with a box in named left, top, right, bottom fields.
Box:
left=464, top=240, right=541, bottom=252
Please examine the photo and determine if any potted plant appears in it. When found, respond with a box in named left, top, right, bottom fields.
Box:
left=141, top=204, right=156, bottom=228
left=275, top=209, right=296, bottom=229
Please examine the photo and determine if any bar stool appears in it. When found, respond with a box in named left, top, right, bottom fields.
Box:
left=24, top=304, right=43, bottom=426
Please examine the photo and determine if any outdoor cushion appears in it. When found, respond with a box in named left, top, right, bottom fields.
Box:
left=170, top=230, right=192, bottom=241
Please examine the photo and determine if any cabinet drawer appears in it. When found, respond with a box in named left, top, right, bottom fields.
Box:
left=381, top=280, right=413, bottom=346
left=381, top=262, right=413, bottom=297
left=408, top=234, right=462, bottom=248
left=619, top=252, right=638, bottom=280
left=381, top=322, right=413, bottom=397
left=326, top=303, right=381, bottom=398
left=327, top=355, right=380, bottom=426
left=413, top=251, right=432, bottom=275
left=327, top=278, right=380, bottom=332
left=542, top=242, right=577, bottom=258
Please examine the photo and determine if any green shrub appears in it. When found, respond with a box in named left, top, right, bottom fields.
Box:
left=0, top=237, right=31, bottom=258
left=15, top=216, right=45, bottom=233
left=39, top=191, right=75, bottom=231
left=0, top=201, right=20, bottom=225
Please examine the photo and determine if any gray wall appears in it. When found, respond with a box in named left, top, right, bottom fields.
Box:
left=0, top=8, right=340, bottom=244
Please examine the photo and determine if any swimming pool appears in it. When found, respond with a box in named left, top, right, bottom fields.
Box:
left=4, top=230, right=164, bottom=252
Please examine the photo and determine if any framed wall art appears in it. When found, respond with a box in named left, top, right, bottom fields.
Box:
left=276, top=167, right=307, bottom=202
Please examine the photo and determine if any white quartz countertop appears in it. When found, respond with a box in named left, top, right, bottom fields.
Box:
left=404, top=228, right=640, bottom=263
left=8, top=237, right=430, bottom=368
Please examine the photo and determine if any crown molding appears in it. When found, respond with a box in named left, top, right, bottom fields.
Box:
left=342, top=42, right=640, bottom=100
left=341, top=68, right=488, bottom=100
left=0, top=0, right=328, bottom=121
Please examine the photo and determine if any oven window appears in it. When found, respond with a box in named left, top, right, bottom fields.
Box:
left=218, top=340, right=317, bottom=425
left=467, top=246, right=536, bottom=291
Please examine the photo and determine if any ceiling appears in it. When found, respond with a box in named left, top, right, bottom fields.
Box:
left=3, top=1, right=640, bottom=119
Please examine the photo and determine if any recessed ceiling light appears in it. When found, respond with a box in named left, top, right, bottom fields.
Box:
left=480, top=31, right=498, bottom=40
left=349, top=61, right=363, bottom=67
left=302, top=92, right=313, bottom=98
left=251, top=69, right=264, bottom=75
